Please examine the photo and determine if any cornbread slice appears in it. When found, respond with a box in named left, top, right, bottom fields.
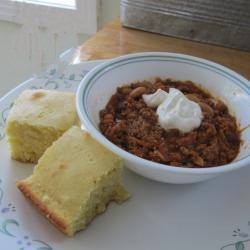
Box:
left=17, top=126, right=130, bottom=236
left=6, top=89, right=79, bottom=163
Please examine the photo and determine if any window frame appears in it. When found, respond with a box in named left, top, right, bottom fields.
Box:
left=13, top=0, right=77, bottom=10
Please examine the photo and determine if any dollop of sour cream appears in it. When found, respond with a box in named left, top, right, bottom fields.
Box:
left=142, top=88, right=202, bottom=133
left=141, top=89, right=168, bottom=108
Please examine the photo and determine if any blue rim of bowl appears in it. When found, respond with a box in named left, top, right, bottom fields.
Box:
left=77, top=52, right=250, bottom=174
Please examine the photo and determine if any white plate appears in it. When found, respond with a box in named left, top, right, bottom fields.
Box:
left=1, top=60, right=250, bottom=250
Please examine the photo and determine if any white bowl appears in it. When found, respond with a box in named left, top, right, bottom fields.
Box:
left=76, top=52, right=250, bottom=184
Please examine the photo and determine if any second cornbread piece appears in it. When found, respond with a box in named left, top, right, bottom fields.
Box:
left=17, top=126, right=130, bottom=236
left=6, top=89, right=78, bottom=163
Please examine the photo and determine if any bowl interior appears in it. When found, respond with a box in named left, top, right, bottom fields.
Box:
left=80, top=54, right=250, bottom=165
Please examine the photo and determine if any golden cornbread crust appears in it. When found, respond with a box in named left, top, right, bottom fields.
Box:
left=17, top=181, right=128, bottom=236
left=11, top=155, right=34, bottom=164
left=16, top=127, right=130, bottom=236
left=17, top=181, right=69, bottom=235
left=6, top=89, right=79, bottom=164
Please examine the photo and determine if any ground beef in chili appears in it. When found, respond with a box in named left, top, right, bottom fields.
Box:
left=99, top=78, right=241, bottom=168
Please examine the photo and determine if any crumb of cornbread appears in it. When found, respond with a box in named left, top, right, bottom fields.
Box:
left=6, top=89, right=79, bottom=163
left=17, top=126, right=130, bottom=236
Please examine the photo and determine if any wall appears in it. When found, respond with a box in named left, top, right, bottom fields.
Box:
left=100, top=0, right=120, bottom=26
left=0, top=0, right=119, bottom=97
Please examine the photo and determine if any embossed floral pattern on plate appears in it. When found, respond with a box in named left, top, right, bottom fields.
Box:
left=0, top=62, right=93, bottom=249
left=0, top=59, right=250, bottom=250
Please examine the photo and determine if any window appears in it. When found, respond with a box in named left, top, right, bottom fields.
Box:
left=12, top=0, right=77, bottom=10
left=0, top=0, right=100, bottom=84
left=0, top=0, right=99, bottom=34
